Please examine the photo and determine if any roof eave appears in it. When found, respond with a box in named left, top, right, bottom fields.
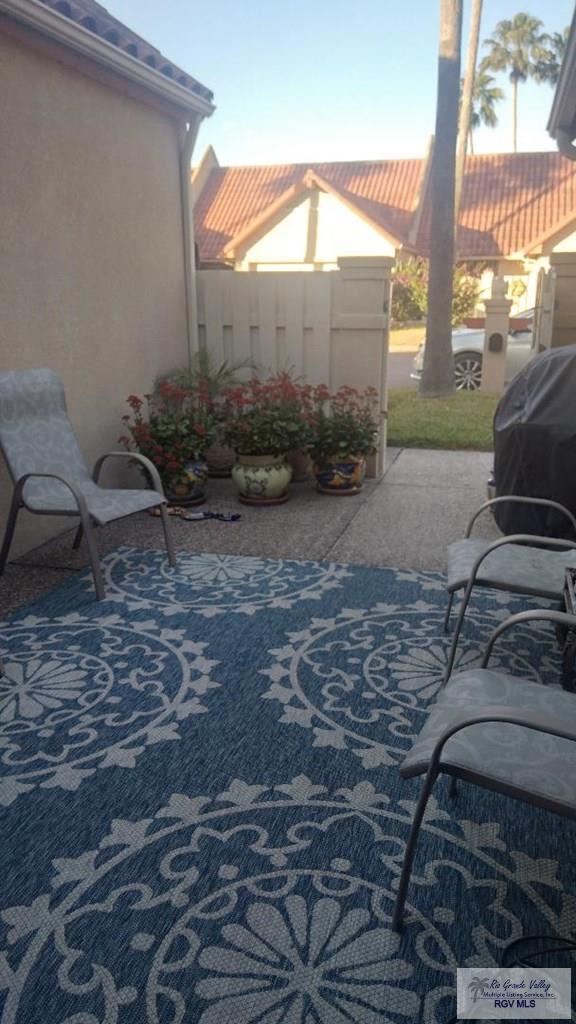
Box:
left=0, top=0, right=215, bottom=119
left=548, top=7, right=576, bottom=158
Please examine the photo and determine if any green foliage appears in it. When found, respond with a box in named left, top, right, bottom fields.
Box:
left=470, top=69, right=504, bottom=130
left=119, top=384, right=218, bottom=490
left=392, top=259, right=479, bottom=327
left=533, top=27, right=570, bottom=87
left=156, top=349, right=252, bottom=405
left=481, top=14, right=549, bottom=85
left=223, top=374, right=312, bottom=455
left=308, top=386, right=379, bottom=462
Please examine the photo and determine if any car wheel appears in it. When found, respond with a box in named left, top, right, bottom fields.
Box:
left=454, top=353, right=482, bottom=390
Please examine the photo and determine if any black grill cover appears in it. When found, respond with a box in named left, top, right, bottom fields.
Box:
left=493, top=345, right=576, bottom=539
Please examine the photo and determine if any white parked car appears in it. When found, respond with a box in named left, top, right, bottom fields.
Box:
left=411, top=310, right=535, bottom=390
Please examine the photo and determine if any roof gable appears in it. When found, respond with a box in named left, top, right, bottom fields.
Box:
left=194, top=159, right=424, bottom=263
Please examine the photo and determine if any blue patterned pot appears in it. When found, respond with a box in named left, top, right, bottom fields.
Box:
left=167, top=459, right=208, bottom=505
left=314, top=456, right=366, bottom=495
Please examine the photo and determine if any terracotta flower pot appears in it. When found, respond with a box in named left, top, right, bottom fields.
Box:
left=287, top=448, right=313, bottom=482
left=231, top=453, right=293, bottom=505
left=313, top=455, right=366, bottom=495
left=205, top=442, right=236, bottom=478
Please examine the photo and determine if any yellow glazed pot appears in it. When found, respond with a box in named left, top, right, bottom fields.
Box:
left=232, top=453, right=293, bottom=505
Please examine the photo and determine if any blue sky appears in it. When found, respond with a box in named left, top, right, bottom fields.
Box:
left=105, top=0, right=573, bottom=166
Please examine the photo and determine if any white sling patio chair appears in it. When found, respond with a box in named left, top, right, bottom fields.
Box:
left=0, top=369, right=176, bottom=600
left=443, top=496, right=576, bottom=682
left=392, top=608, right=576, bottom=932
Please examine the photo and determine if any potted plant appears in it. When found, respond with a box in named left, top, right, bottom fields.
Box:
left=309, top=385, right=379, bottom=495
left=119, top=382, right=217, bottom=505
left=223, top=375, right=311, bottom=505
left=157, top=351, right=252, bottom=478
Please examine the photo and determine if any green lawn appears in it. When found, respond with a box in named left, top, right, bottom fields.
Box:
left=387, top=388, right=498, bottom=451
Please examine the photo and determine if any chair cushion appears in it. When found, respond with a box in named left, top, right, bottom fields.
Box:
left=401, top=669, right=576, bottom=814
left=22, top=478, right=165, bottom=524
left=447, top=537, right=576, bottom=601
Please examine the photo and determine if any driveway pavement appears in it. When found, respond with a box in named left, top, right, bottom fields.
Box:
left=0, top=448, right=498, bottom=616
left=387, top=352, right=417, bottom=389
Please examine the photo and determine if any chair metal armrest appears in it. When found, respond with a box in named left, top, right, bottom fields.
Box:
left=428, top=705, right=576, bottom=777
left=465, top=496, right=576, bottom=538
left=15, top=472, right=90, bottom=519
left=92, top=451, right=165, bottom=498
left=482, top=609, right=576, bottom=668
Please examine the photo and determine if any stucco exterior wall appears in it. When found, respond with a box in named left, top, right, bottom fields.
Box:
left=0, top=30, right=189, bottom=554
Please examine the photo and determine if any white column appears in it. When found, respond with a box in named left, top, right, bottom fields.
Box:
left=481, top=276, right=512, bottom=394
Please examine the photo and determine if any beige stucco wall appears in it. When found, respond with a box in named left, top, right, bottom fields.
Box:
left=0, top=30, right=189, bottom=555
left=239, top=189, right=395, bottom=270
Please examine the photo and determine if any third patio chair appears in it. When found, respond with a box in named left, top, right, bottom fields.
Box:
left=0, top=368, right=176, bottom=600
left=443, top=496, right=576, bottom=683
left=393, top=607, right=576, bottom=932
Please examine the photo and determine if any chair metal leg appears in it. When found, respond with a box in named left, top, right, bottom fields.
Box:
left=443, top=584, right=474, bottom=684
left=392, top=766, right=439, bottom=932
left=443, top=591, right=454, bottom=634
left=72, top=524, right=83, bottom=550
left=82, top=514, right=105, bottom=600
left=159, top=504, right=176, bottom=567
left=0, top=492, right=21, bottom=575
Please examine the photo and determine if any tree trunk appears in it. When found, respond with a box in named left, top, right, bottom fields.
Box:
left=455, top=0, right=482, bottom=217
left=512, top=77, right=518, bottom=152
left=468, top=128, right=474, bottom=154
left=419, top=0, right=463, bottom=398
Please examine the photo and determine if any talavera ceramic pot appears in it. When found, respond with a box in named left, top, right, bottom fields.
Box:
left=231, top=453, right=293, bottom=505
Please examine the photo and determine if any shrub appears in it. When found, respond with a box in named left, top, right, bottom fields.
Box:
left=392, top=258, right=479, bottom=326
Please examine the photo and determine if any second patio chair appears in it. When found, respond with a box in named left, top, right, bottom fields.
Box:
left=443, top=496, right=576, bottom=682
left=393, top=608, right=576, bottom=932
left=0, top=368, right=176, bottom=600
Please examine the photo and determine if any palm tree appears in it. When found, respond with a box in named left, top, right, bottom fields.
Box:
left=469, top=68, right=504, bottom=152
left=534, top=27, right=569, bottom=87
left=482, top=14, right=549, bottom=152
left=419, top=0, right=462, bottom=398
left=455, top=0, right=482, bottom=216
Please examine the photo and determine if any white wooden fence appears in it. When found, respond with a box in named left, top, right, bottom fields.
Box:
left=197, top=269, right=333, bottom=383
left=196, top=257, right=393, bottom=472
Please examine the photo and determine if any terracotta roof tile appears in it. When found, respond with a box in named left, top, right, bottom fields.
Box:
left=195, top=152, right=576, bottom=262
left=37, top=0, right=213, bottom=101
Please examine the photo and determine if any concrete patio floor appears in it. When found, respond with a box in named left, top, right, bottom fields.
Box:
left=0, top=447, right=499, bottom=617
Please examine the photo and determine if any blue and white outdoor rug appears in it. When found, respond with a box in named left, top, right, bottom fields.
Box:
left=0, top=547, right=575, bottom=1024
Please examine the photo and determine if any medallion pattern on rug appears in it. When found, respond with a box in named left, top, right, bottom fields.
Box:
left=102, top=547, right=351, bottom=618
left=0, top=549, right=573, bottom=1024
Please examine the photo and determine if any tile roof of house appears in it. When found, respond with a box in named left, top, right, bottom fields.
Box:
left=194, top=151, right=576, bottom=262
left=37, top=0, right=213, bottom=101
left=194, top=159, right=425, bottom=262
